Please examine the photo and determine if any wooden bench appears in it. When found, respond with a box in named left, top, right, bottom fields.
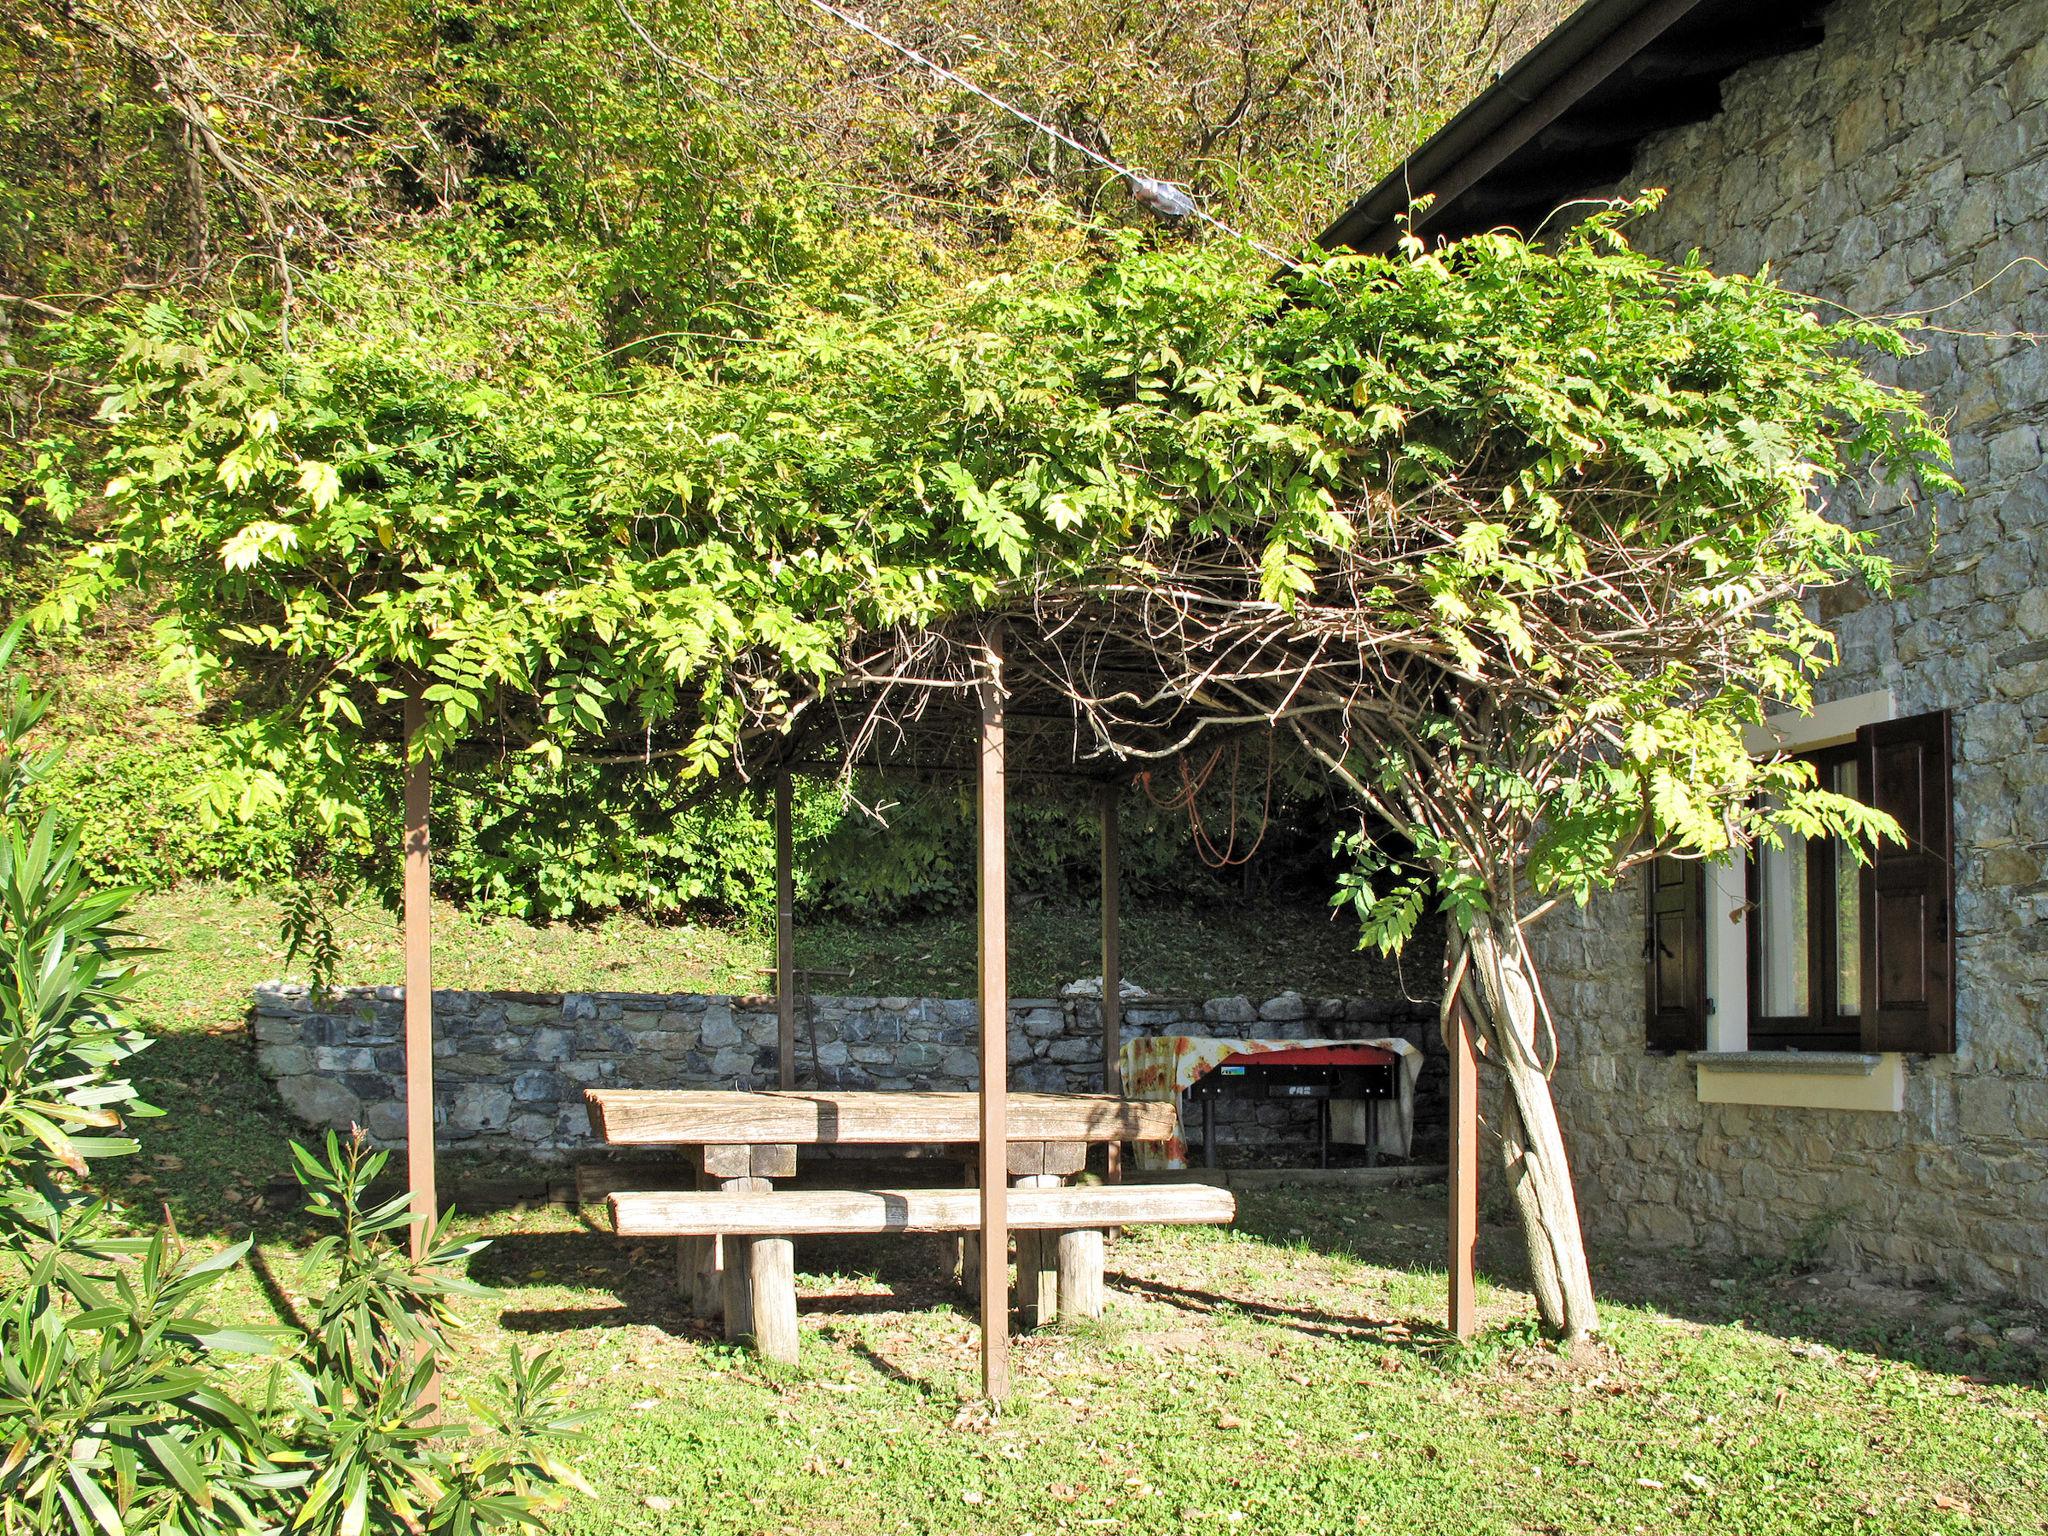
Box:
left=608, top=1182, right=1236, bottom=1364
left=585, top=1088, right=1216, bottom=1364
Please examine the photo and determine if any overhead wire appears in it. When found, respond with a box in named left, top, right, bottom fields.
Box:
left=798, top=0, right=1297, bottom=267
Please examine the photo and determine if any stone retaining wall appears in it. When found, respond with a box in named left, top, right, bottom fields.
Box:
left=251, top=983, right=1439, bottom=1157
left=1528, top=0, right=2048, bottom=1302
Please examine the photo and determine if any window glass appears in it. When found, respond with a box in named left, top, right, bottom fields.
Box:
left=1832, top=760, right=1861, bottom=1017
left=1756, top=825, right=1810, bottom=1017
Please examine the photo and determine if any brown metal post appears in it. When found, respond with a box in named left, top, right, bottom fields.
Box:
left=1446, top=989, right=1479, bottom=1339
left=775, top=771, right=795, bottom=1090
left=1099, top=783, right=1123, bottom=1184
left=401, top=691, right=437, bottom=1261
left=976, top=625, right=1011, bottom=1402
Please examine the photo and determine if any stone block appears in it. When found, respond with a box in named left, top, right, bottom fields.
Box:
left=698, top=1006, right=740, bottom=1048
left=277, top=1074, right=361, bottom=1129
left=1258, top=991, right=1306, bottom=1022
left=448, top=1085, right=513, bottom=1133
left=512, top=1070, right=560, bottom=1103
left=252, top=1015, right=302, bottom=1045
left=311, top=1045, right=377, bottom=1073
left=362, top=1101, right=407, bottom=1143
left=1203, top=995, right=1257, bottom=1025
left=1013, top=1007, right=1064, bottom=1039
left=257, top=1043, right=312, bottom=1078
left=1957, top=1076, right=2019, bottom=1141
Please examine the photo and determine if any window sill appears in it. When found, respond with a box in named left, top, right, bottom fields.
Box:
left=1688, top=1051, right=1904, bottom=1112
left=1686, top=1050, right=1881, bottom=1075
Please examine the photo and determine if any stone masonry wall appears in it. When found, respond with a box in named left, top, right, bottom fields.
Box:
left=1530, top=0, right=2048, bottom=1300
left=252, top=983, right=1439, bottom=1158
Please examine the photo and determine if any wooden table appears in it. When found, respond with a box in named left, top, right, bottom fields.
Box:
left=585, top=1089, right=1178, bottom=1178
left=585, top=1089, right=1185, bottom=1355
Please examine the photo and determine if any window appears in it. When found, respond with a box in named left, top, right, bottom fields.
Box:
left=1644, top=708, right=1954, bottom=1056
left=1747, top=747, right=1862, bottom=1050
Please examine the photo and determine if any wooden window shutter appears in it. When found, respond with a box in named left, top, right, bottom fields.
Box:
left=1644, top=857, right=1706, bottom=1052
left=1857, top=710, right=1955, bottom=1052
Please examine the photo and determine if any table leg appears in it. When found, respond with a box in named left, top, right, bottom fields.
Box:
left=719, top=1175, right=769, bottom=1343
left=1366, top=1098, right=1380, bottom=1169
left=1203, top=1095, right=1216, bottom=1170
left=1015, top=1173, right=1061, bottom=1330
left=1318, top=1098, right=1330, bottom=1170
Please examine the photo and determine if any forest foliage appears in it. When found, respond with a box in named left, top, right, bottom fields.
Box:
left=3, top=0, right=1568, bottom=917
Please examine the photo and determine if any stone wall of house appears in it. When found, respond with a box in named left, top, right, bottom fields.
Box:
left=1530, top=0, right=2048, bottom=1300
left=252, top=983, right=1439, bottom=1158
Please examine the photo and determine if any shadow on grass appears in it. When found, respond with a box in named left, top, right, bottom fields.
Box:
left=1109, top=1272, right=1431, bottom=1348
left=116, top=1005, right=2048, bottom=1393
left=1233, top=1181, right=2048, bottom=1387
left=118, top=1020, right=307, bottom=1244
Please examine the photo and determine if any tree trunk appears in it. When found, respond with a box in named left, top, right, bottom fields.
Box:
left=1452, top=918, right=1600, bottom=1340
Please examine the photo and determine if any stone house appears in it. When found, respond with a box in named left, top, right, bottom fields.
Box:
left=1323, top=0, right=2048, bottom=1300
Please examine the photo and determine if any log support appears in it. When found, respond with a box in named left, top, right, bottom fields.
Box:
left=1447, top=989, right=1479, bottom=1339
left=401, top=692, right=436, bottom=1256
left=976, top=626, right=1010, bottom=1400
left=775, top=771, right=795, bottom=1090
left=401, top=691, right=439, bottom=1410
left=1099, top=784, right=1123, bottom=1184
left=1014, top=1174, right=1061, bottom=1330
left=719, top=1174, right=769, bottom=1343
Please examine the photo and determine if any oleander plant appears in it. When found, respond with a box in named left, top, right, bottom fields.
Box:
left=0, top=623, right=587, bottom=1534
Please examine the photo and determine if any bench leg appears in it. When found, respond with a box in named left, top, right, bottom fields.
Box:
left=1057, top=1229, right=1105, bottom=1320
left=749, top=1237, right=799, bottom=1365
left=722, top=1236, right=756, bottom=1341
left=1016, top=1174, right=1061, bottom=1330
left=679, top=1235, right=724, bottom=1320
left=956, top=1161, right=979, bottom=1293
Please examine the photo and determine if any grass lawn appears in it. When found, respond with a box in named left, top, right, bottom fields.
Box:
left=118, top=884, right=2048, bottom=1534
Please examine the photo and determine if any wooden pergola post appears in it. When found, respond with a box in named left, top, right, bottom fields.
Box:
left=401, top=691, right=437, bottom=1261
left=1098, top=783, right=1122, bottom=1183
left=775, top=770, right=796, bottom=1090
left=976, top=625, right=1011, bottom=1402
left=1446, top=989, right=1478, bottom=1338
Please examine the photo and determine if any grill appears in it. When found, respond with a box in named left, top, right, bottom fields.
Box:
left=1185, top=1043, right=1399, bottom=1169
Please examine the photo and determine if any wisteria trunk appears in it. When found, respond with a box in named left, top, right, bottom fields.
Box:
left=1452, top=917, right=1601, bottom=1341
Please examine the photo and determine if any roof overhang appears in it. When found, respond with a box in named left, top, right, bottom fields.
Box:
left=1317, top=0, right=1830, bottom=253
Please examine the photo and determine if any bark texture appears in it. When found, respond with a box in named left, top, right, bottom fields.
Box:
left=1453, top=919, right=1600, bottom=1340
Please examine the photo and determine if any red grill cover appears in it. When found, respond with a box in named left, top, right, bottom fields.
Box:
left=1214, top=1044, right=1395, bottom=1071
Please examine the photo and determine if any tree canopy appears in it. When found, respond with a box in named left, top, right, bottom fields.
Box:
left=47, top=199, right=1948, bottom=912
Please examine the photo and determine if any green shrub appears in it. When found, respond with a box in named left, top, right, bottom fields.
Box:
left=36, top=707, right=1343, bottom=924
left=25, top=737, right=296, bottom=891
left=414, top=760, right=1344, bottom=924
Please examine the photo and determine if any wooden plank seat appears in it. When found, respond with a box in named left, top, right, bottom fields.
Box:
left=611, top=1181, right=1234, bottom=1237
left=610, top=1182, right=1235, bottom=1365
